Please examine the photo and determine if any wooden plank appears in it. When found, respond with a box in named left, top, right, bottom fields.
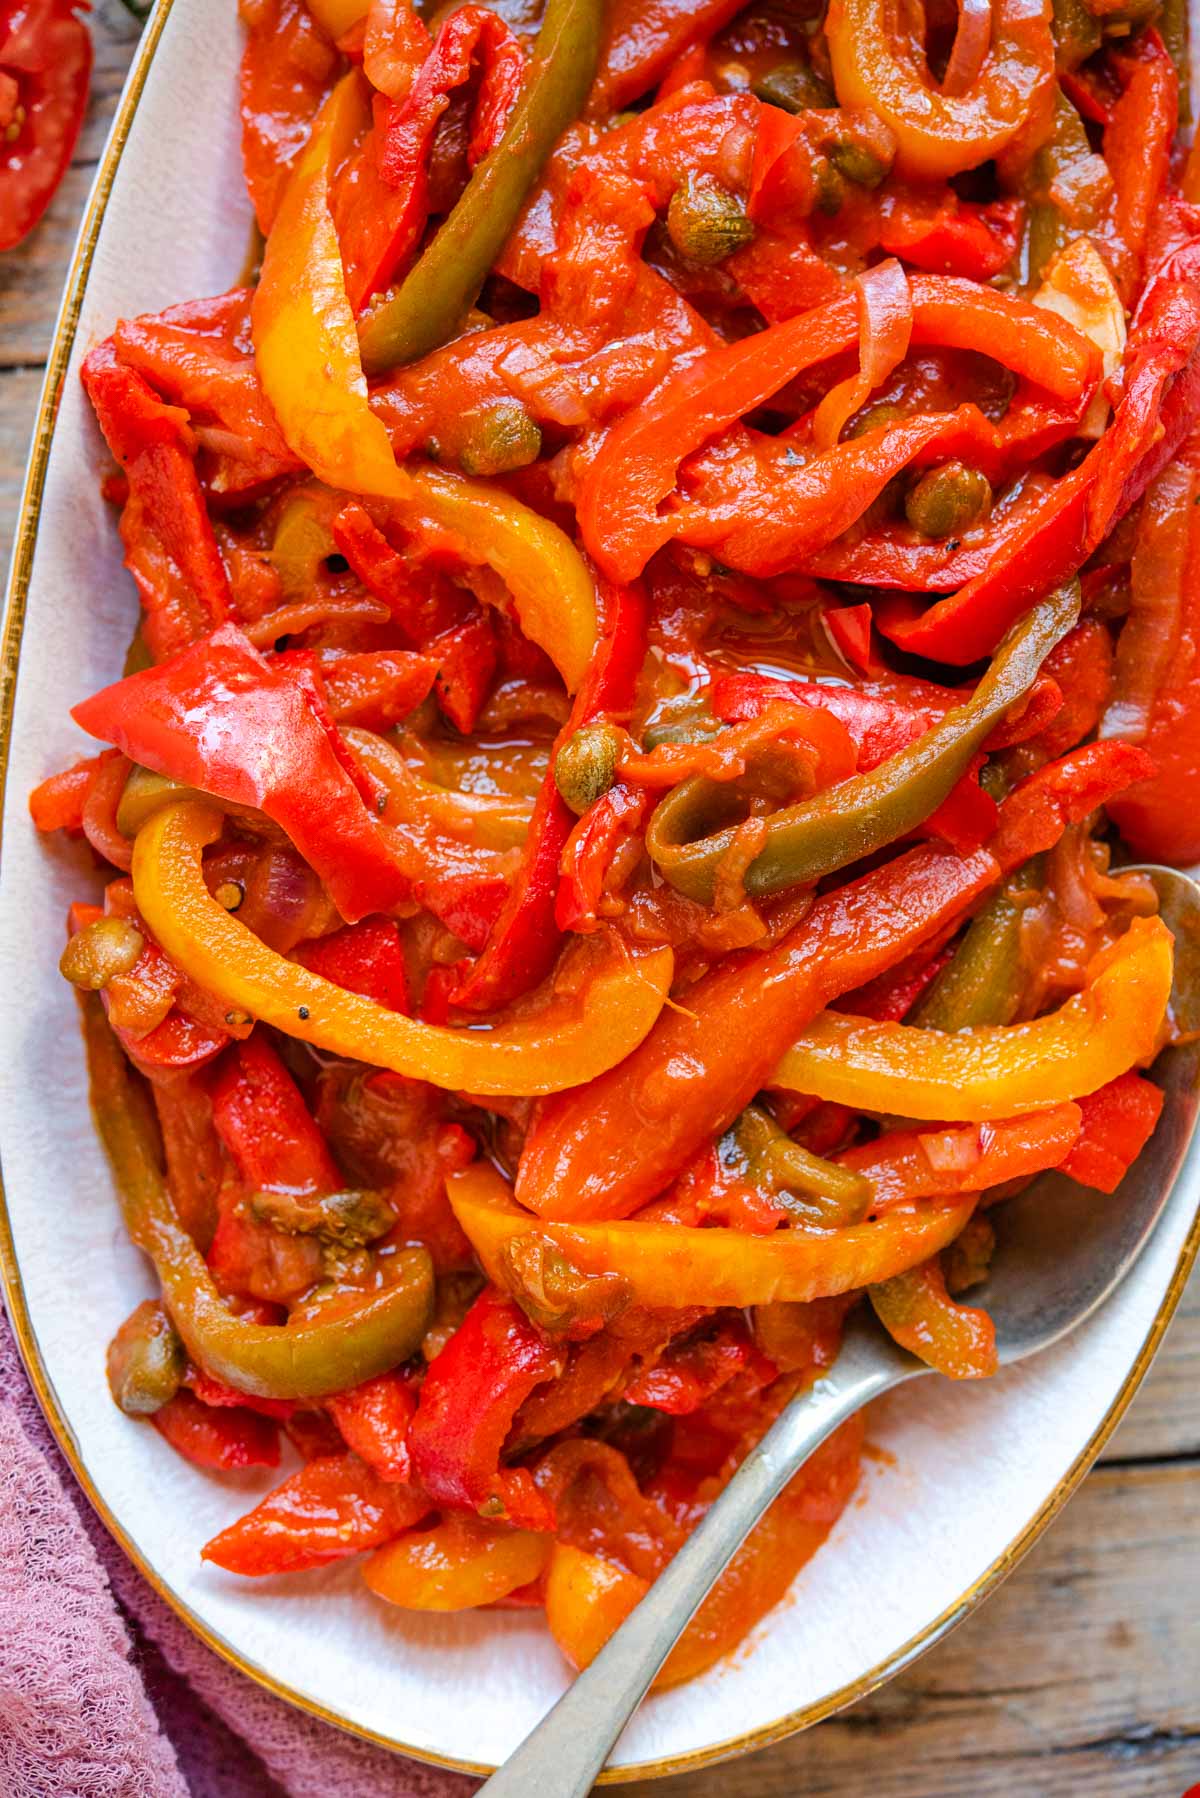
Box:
left=620, top=1465, right=1200, bottom=1798
left=1101, top=1273, right=1200, bottom=1462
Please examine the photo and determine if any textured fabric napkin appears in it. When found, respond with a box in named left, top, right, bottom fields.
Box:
left=0, top=1302, right=479, bottom=1798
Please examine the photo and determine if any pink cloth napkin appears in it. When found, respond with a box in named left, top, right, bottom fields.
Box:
left=0, top=1302, right=480, bottom=1798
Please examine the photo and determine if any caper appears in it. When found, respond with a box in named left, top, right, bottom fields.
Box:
left=752, top=59, right=834, bottom=114
left=458, top=402, right=542, bottom=477
left=812, top=157, right=845, bottom=216
left=666, top=172, right=754, bottom=265
left=106, top=1300, right=185, bottom=1416
left=904, top=462, right=993, bottom=540
left=554, top=720, right=624, bottom=815
left=828, top=137, right=893, bottom=189
left=59, top=916, right=144, bottom=991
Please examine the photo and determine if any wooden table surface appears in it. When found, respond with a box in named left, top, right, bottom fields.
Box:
left=3, top=8, right=1198, bottom=1794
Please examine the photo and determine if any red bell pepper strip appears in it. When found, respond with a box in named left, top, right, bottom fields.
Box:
left=838, top=1106, right=1083, bottom=1210
left=335, top=11, right=524, bottom=313
left=318, top=649, right=437, bottom=731
left=585, top=0, right=742, bottom=116
left=517, top=839, right=997, bottom=1222
left=208, top=1033, right=343, bottom=1195
left=408, top=1288, right=563, bottom=1530
left=990, top=741, right=1157, bottom=876
left=556, top=784, right=652, bottom=933
left=0, top=0, right=91, bottom=251
left=879, top=240, right=1200, bottom=664
left=238, top=0, right=338, bottom=233
left=1103, top=30, right=1177, bottom=302
left=450, top=581, right=648, bottom=1012
left=623, top=1319, right=775, bottom=1416
left=328, top=1370, right=417, bottom=1482
left=71, top=624, right=411, bottom=924
left=29, top=753, right=108, bottom=834
left=294, top=917, right=411, bottom=1013
left=80, top=342, right=232, bottom=664
left=151, top=1386, right=281, bottom=1471
left=1058, top=1073, right=1164, bottom=1193
left=840, top=940, right=955, bottom=1022
left=577, top=277, right=1097, bottom=582
left=201, top=1451, right=430, bottom=1574
left=823, top=603, right=875, bottom=675
left=878, top=192, right=1023, bottom=281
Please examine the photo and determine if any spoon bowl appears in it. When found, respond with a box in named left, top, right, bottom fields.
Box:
left=480, top=865, right=1200, bottom=1796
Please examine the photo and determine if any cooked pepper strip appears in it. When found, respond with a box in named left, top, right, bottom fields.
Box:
left=357, top=0, right=605, bottom=371
left=131, top=801, right=674, bottom=1097
left=826, top=0, right=1056, bottom=180
left=450, top=1164, right=976, bottom=1310
left=252, top=75, right=411, bottom=500
left=82, top=994, right=434, bottom=1400
left=647, top=585, right=1078, bottom=906
left=913, top=860, right=1043, bottom=1030
left=771, top=916, right=1173, bottom=1121
left=517, top=839, right=996, bottom=1221
left=869, top=1259, right=998, bottom=1378
left=408, top=1287, right=562, bottom=1530
left=72, top=624, right=410, bottom=925
left=839, top=1106, right=1083, bottom=1208
left=202, top=1451, right=430, bottom=1575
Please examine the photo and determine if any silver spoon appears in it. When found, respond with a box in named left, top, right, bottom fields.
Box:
left=479, top=864, right=1200, bottom=1797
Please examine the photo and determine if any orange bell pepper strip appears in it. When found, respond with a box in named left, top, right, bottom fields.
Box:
left=869, top=1259, right=998, bottom=1378
left=825, top=0, right=1056, bottom=181
left=771, top=916, right=1173, bottom=1121
left=449, top=1163, right=977, bottom=1310
left=252, top=75, right=412, bottom=501
left=543, top=1416, right=862, bottom=1688
left=364, top=1513, right=552, bottom=1610
left=516, top=839, right=996, bottom=1222
left=130, top=801, right=674, bottom=1096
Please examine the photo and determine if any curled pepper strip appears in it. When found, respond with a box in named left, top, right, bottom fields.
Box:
left=130, top=802, right=674, bottom=1097
left=870, top=1259, right=998, bottom=1378
left=812, top=259, right=913, bottom=452
left=771, top=916, right=1173, bottom=1121
left=252, top=75, right=411, bottom=501
left=82, top=994, right=434, bottom=1400
left=358, top=0, right=605, bottom=371
left=449, top=1164, right=976, bottom=1311
left=647, top=585, right=1078, bottom=906
left=826, top=0, right=1056, bottom=180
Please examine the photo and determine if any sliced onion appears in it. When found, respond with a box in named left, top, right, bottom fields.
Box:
left=942, top=0, right=993, bottom=98
left=812, top=259, right=913, bottom=451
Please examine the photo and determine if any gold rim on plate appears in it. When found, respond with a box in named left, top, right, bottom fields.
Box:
left=0, top=2, right=1198, bottom=1780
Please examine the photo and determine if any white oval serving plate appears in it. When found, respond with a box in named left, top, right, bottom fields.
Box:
left=2, top=1, right=1200, bottom=1779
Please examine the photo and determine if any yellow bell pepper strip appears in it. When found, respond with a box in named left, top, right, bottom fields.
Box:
left=364, top=1514, right=552, bottom=1611
left=772, top=915, right=1173, bottom=1122
left=357, top=0, right=606, bottom=372
left=516, top=839, right=997, bottom=1222
left=870, top=1258, right=998, bottom=1378
left=82, top=993, right=434, bottom=1400
left=252, top=75, right=412, bottom=501
left=826, top=0, right=1056, bottom=181
left=131, top=801, right=674, bottom=1097
left=647, top=585, right=1078, bottom=906
left=449, top=1163, right=976, bottom=1310
left=344, top=726, right=533, bottom=851
left=396, top=466, right=598, bottom=693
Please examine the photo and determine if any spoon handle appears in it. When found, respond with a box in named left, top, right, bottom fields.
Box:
left=478, top=1318, right=917, bottom=1798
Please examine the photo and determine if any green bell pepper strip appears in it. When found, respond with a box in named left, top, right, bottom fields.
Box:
left=82, top=995, right=434, bottom=1400
left=358, top=0, right=604, bottom=373
left=646, top=583, right=1080, bottom=906
left=912, top=858, right=1043, bottom=1031
left=732, top=1105, right=872, bottom=1226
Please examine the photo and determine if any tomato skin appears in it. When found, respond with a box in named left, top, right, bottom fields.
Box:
left=0, top=7, right=92, bottom=252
